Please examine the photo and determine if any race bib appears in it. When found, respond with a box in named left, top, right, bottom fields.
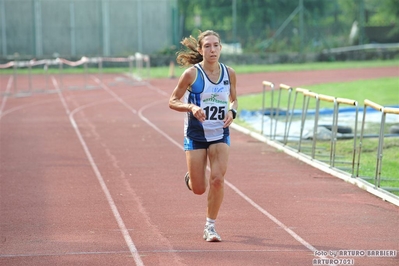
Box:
left=201, top=92, right=229, bottom=121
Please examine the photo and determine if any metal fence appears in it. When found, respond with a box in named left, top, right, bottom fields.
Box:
left=0, top=0, right=177, bottom=58
left=178, top=0, right=399, bottom=55
left=357, top=100, right=399, bottom=192
left=257, top=81, right=399, bottom=199
left=2, top=0, right=398, bottom=60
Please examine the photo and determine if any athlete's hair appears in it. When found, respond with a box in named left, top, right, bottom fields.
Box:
left=176, top=30, right=221, bottom=67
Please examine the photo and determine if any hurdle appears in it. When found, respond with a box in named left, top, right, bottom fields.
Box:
left=260, top=81, right=294, bottom=143
left=259, top=83, right=360, bottom=175
left=0, top=54, right=150, bottom=96
left=275, top=84, right=294, bottom=144
left=7, top=58, right=55, bottom=96
left=134, top=52, right=151, bottom=80
left=302, top=91, right=324, bottom=160
left=335, top=97, right=358, bottom=176
left=261, top=81, right=274, bottom=136
left=255, top=77, right=399, bottom=200
left=293, top=88, right=309, bottom=152
left=13, top=56, right=17, bottom=95
left=300, top=91, right=359, bottom=172
left=357, top=100, right=399, bottom=191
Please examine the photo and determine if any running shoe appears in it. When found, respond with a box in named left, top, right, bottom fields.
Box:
left=184, top=172, right=191, bottom=191
left=203, top=225, right=222, bottom=242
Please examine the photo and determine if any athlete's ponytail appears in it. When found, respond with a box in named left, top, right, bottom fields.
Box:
left=176, top=30, right=221, bottom=67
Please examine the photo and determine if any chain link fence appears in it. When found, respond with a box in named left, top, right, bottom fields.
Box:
left=178, top=0, right=398, bottom=54
left=0, top=0, right=176, bottom=59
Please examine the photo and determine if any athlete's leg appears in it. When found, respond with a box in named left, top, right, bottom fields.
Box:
left=206, top=142, right=229, bottom=219
left=186, top=149, right=208, bottom=195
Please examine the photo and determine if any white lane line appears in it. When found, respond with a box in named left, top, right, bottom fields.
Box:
left=138, top=100, right=318, bottom=254
left=92, top=76, right=321, bottom=258
left=225, top=181, right=317, bottom=253
left=137, top=99, right=182, bottom=149
left=0, top=76, right=13, bottom=117
left=1, top=248, right=305, bottom=258
left=0, top=99, right=56, bottom=119
left=91, top=76, right=137, bottom=114
left=52, top=77, right=144, bottom=266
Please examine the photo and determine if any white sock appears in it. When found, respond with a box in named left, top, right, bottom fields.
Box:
left=206, top=217, right=215, bottom=227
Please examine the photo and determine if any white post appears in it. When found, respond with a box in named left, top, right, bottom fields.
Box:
left=137, top=0, right=143, bottom=52
left=34, top=0, right=43, bottom=57
left=70, top=1, right=76, bottom=56
left=102, top=0, right=110, bottom=56
left=0, top=0, right=7, bottom=56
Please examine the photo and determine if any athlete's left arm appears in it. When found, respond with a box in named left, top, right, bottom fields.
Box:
left=224, top=66, right=238, bottom=127
left=228, top=67, right=238, bottom=110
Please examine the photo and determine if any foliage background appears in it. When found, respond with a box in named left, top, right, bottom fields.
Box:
left=174, top=0, right=399, bottom=54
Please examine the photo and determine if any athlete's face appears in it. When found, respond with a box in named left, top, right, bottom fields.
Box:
left=199, top=35, right=222, bottom=63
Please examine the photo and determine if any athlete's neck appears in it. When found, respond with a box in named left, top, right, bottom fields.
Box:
left=201, top=62, right=220, bottom=75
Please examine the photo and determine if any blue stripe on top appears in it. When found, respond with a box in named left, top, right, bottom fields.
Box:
left=184, top=63, right=230, bottom=142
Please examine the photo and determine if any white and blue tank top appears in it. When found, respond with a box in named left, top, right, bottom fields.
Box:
left=183, top=63, right=231, bottom=142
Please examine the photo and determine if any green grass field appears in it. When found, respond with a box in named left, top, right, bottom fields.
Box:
left=238, top=77, right=399, bottom=111
left=237, top=77, right=399, bottom=195
left=146, top=59, right=399, bottom=78
left=2, top=59, right=398, bottom=78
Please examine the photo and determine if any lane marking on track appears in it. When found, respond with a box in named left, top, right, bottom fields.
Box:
left=88, top=76, right=332, bottom=263
left=89, top=76, right=189, bottom=266
left=137, top=99, right=182, bottom=148
left=0, top=99, right=56, bottom=119
left=51, top=77, right=144, bottom=266
left=0, top=76, right=13, bottom=117
left=91, top=76, right=137, bottom=114
left=1, top=248, right=307, bottom=258
left=138, top=100, right=318, bottom=254
left=92, top=76, right=319, bottom=255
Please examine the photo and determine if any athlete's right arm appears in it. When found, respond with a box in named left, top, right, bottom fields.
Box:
left=169, top=67, right=206, bottom=122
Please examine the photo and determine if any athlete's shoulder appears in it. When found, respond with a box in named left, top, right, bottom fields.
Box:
left=223, top=64, right=236, bottom=87
left=180, top=66, right=198, bottom=85
left=224, top=64, right=236, bottom=76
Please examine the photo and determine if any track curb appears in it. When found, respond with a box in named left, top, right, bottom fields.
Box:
left=231, top=123, right=399, bottom=207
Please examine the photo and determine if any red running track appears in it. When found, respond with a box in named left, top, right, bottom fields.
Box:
left=0, top=67, right=398, bottom=265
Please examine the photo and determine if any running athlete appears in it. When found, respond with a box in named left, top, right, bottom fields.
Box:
left=169, top=30, right=238, bottom=242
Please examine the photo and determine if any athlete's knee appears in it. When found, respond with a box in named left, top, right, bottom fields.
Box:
left=189, top=173, right=207, bottom=195
left=192, top=186, right=206, bottom=195
left=210, top=175, right=224, bottom=191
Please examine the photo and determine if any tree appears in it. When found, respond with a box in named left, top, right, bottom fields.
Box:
left=176, top=0, right=399, bottom=52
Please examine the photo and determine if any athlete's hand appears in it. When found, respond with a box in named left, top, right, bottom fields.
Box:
left=191, top=105, right=206, bottom=122
left=223, top=111, right=234, bottom=128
